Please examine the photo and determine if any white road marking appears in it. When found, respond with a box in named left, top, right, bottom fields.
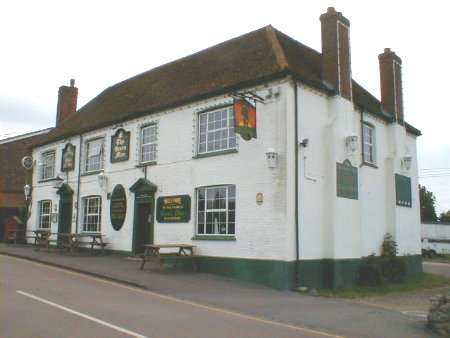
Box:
left=16, top=290, right=149, bottom=338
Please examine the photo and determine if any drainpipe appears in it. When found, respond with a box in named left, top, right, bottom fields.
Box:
left=293, top=79, right=300, bottom=288
left=74, top=134, right=82, bottom=234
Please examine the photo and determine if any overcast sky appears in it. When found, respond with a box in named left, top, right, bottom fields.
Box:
left=1, top=0, right=449, bottom=212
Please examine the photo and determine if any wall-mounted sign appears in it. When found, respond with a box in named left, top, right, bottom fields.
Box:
left=336, top=159, right=358, bottom=200
left=110, top=184, right=127, bottom=230
left=61, top=143, right=76, bottom=171
left=111, top=129, right=130, bottom=163
left=51, top=213, right=58, bottom=223
left=21, top=156, right=33, bottom=170
left=233, top=99, right=257, bottom=141
left=395, top=174, right=412, bottom=207
left=156, top=195, right=191, bottom=223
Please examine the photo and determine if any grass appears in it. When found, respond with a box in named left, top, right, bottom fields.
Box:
left=423, top=254, right=450, bottom=264
left=316, top=273, right=450, bottom=299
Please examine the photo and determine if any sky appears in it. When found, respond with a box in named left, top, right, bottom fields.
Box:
left=1, top=0, right=449, bottom=212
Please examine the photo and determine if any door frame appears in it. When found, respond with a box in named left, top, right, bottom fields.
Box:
left=130, top=178, right=157, bottom=254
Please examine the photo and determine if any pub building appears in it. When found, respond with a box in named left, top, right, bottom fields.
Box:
left=29, top=8, right=422, bottom=289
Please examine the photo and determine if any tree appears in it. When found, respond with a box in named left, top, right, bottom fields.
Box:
left=419, top=185, right=438, bottom=222
left=440, top=210, right=450, bottom=223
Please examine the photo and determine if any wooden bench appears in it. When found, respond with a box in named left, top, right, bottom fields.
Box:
left=140, top=244, right=196, bottom=270
left=77, top=233, right=107, bottom=254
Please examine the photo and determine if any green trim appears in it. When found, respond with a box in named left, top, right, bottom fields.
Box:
left=191, top=235, right=236, bottom=241
left=136, top=161, right=157, bottom=168
left=193, top=149, right=237, bottom=159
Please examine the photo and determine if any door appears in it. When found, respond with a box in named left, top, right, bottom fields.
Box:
left=133, top=193, right=154, bottom=255
left=58, top=195, right=73, bottom=234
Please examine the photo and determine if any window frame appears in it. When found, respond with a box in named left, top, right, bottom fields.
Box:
left=81, top=195, right=102, bottom=233
left=38, top=200, right=52, bottom=229
left=197, top=105, right=236, bottom=155
left=84, top=137, right=105, bottom=173
left=39, top=150, right=56, bottom=181
left=139, top=123, right=158, bottom=164
left=195, top=185, right=236, bottom=237
left=362, top=122, right=377, bottom=166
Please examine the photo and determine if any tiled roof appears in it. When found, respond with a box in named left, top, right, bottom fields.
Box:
left=37, top=26, right=420, bottom=146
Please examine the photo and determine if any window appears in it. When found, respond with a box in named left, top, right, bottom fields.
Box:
left=196, top=185, right=235, bottom=236
left=198, top=106, right=236, bottom=154
left=82, top=196, right=102, bottom=232
left=363, top=123, right=376, bottom=164
left=40, top=151, right=55, bottom=180
left=140, top=124, right=157, bottom=163
left=38, top=200, right=52, bottom=229
left=85, top=138, right=104, bottom=173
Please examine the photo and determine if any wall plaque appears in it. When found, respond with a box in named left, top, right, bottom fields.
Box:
left=336, top=159, right=358, bottom=200
left=110, top=184, right=127, bottom=230
left=156, top=195, right=191, bottom=223
left=111, top=129, right=130, bottom=163
left=61, top=143, right=76, bottom=171
left=395, top=174, right=412, bottom=207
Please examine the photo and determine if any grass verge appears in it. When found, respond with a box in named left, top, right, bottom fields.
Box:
left=317, top=273, right=450, bottom=299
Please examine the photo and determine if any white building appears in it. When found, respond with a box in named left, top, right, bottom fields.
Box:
left=29, top=8, right=422, bottom=289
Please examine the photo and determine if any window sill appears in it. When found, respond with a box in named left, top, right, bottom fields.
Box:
left=193, top=149, right=238, bottom=159
left=361, top=161, right=378, bottom=169
left=81, top=170, right=103, bottom=177
left=136, top=161, right=157, bottom=168
left=191, top=235, right=236, bottom=241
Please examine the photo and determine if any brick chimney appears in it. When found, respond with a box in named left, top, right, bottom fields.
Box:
left=379, top=48, right=404, bottom=124
left=320, top=7, right=352, bottom=100
left=56, top=79, right=78, bottom=126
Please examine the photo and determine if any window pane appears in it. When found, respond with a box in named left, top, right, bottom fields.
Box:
left=198, top=107, right=236, bottom=154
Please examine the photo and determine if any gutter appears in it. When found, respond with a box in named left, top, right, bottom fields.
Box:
left=293, top=80, right=300, bottom=288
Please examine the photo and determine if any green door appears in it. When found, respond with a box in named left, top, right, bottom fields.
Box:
left=57, top=185, right=73, bottom=234
left=133, top=193, right=154, bottom=255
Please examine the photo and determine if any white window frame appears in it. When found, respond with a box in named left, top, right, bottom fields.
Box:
left=140, top=124, right=158, bottom=163
left=39, top=150, right=56, bottom=180
left=363, top=123, right=376, bottom=165
left=196, top=185, right=235, bottom=236
left=82, top=196, right=102, bottom=233
left=38, top=200, right=52, bottom=229
left=197, top=106, right=236, bottom=155
left=84, top=138, right=105, bottom=173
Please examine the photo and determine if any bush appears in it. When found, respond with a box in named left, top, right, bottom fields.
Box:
left=381, top=257, right=407, bottom=283
left=359, top=255, right=384, bottom=287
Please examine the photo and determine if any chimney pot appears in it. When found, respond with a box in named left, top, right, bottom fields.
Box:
left=70, top=79, right=75, bottom=87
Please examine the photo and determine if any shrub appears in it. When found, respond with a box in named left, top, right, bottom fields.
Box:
left=359, top=255, right=384, bottom=287
left=382, top=233, right=398, bottom=258
left=381, top=257, right=407, bottom=283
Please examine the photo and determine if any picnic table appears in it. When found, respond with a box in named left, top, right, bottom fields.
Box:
left=140, top=243, right=196, bottom=270
left=77, top=233, right=107, bottom=254
left=57, top=233, right=80, bottom=253
left=32, top=229, right=53, bottom=251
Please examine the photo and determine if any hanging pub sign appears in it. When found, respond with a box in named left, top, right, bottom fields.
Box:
left=110, top=129, right=130, bottom=163
left=336, top=159, right=358, bottom=200
left=156, top=195, right=191, bottom=223
left=233, top=99, right=257, bottom=141
left=395, top=174, right=412, bottom=207
left=110, top=184, right=127, bottom=230
left=61, top=143, right=76, bottom=171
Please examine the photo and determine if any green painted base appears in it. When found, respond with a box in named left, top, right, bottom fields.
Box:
left=123, top=253, right=423, bottom=290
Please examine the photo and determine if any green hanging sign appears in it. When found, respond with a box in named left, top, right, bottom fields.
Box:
left=395, top=174, right=412, bottom=208
left=336, top=159, right=358, bottom=200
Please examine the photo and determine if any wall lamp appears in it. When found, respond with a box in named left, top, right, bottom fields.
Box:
left=401, top=155, right=413, bottom=171
left=98, top=171, right=108, bottom=191
left=23, top=184, right=31, bottom=201
left=345, top=135, right=358, bottom=153
left=265, top=148, right=278, bottom=168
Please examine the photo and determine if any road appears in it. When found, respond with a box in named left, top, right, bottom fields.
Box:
left=423, top=261, right=450, bottom=278
left=0, top=255, right=341, bottom=338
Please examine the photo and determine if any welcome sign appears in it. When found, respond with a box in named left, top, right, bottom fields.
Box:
left=156, top=195, right=191, bottom=223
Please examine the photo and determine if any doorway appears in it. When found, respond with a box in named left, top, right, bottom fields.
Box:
left=57, top=184, right=73, bottom=234
left=133, top=193, right=154, bottom=255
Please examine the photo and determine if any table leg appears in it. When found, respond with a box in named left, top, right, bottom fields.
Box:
left=140, top=248, right=149, bottom=270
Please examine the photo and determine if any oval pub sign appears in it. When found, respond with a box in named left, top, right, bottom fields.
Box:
left=110, top=184, right=127, bottom=231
